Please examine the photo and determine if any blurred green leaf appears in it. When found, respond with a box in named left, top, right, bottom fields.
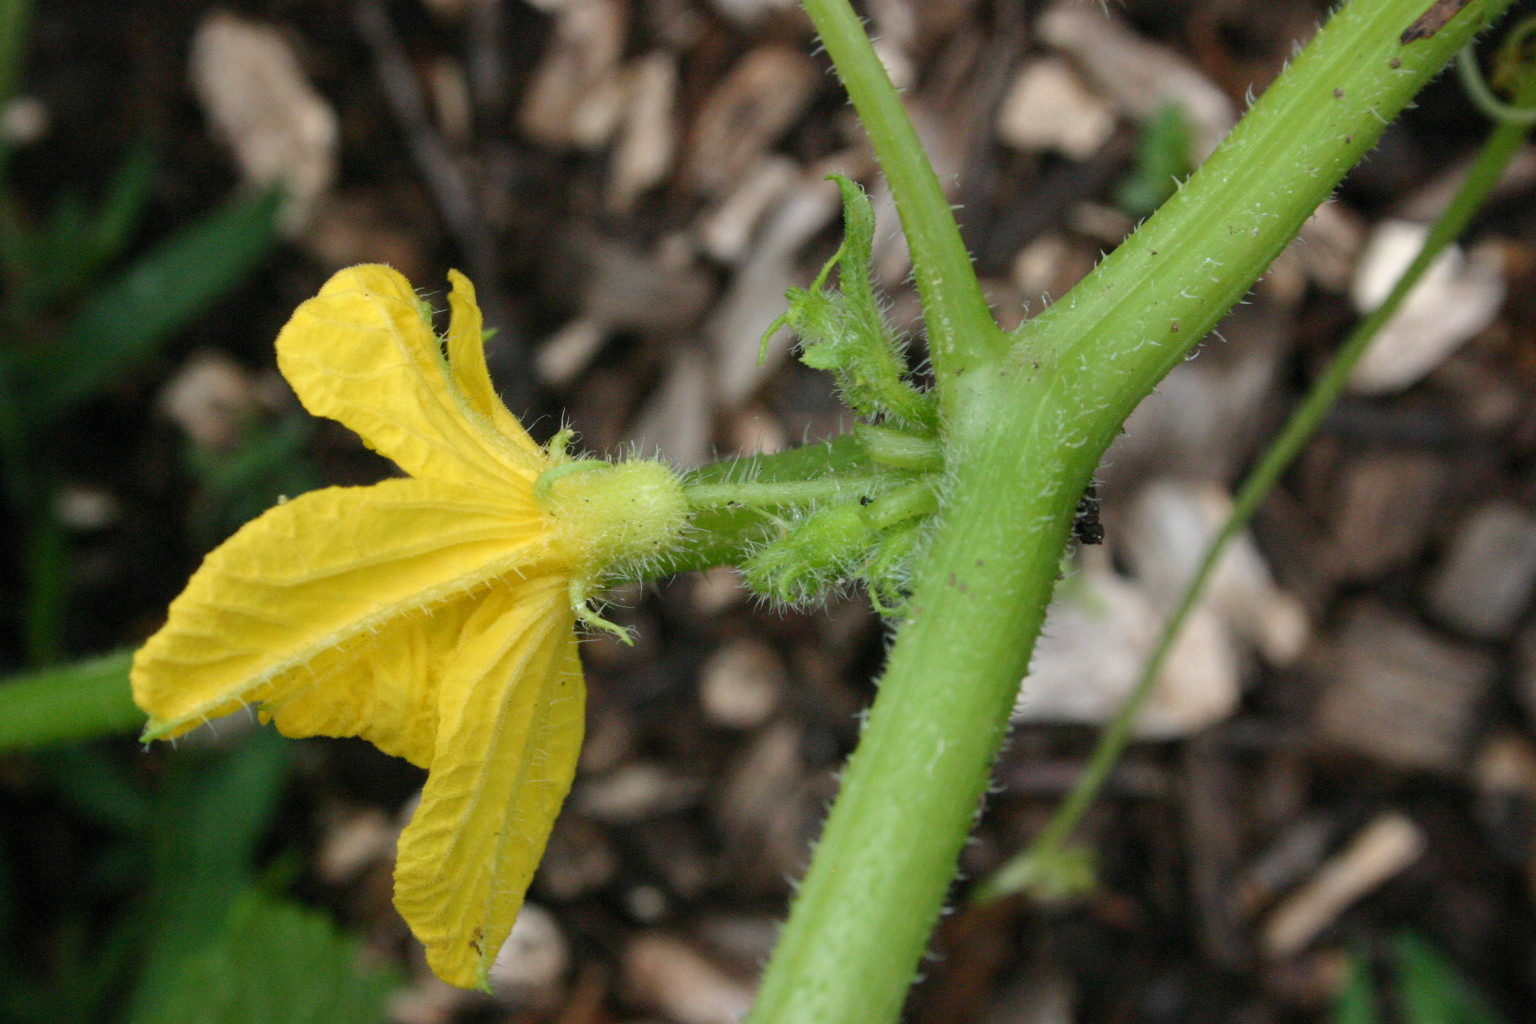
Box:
left=0, top=193, right=29, bottom=277
left=0, top=649, right=139, bottom=752
left=22, top=187, right=281, bottom=423
left=1333, top=947, right=1379, bottom=1024
left=134, top=891, right=400, bottom=1024
left=27, top=191, right=93, bottom=289
left=186, top=414, right=318, bottom=546
left=1115, top=102, right=1194, bottom=219
left=89, top=141, right=157, bottom=271
left=6, top=142, right=159, bottom=316
left=0, top=0, right=32, bottom=113
left=1332, top=934, right=1511, bottom=1024
left=33, top=745, right=152, bottom=833
left=1395, top=933, right=1505, bottom=1024
left=0, top=732, right=295, bottom=1024
left=21, top=503, right=67, bottom=665
left=0, top=746, right=148, bottom=1024
left=81, top=912, right=150, bottom=1024
left=28, top=911, right=147, bottom=1024
left=130, top=731, right=291, bottom=1020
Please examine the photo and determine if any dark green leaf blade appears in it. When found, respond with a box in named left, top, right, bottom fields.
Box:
left=134, top=891, right=400, bottom=1024
left=130, top=731, right=292, bottom=1020
left=1331, top=947, right=1379, bottom=1024
left=1394, top=932, right=1506, bottom=1024
left=26, top=188, right=281, bottom=423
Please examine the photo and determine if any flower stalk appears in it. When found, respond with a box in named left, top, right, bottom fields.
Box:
left=795, top=3, right=1006, bottom=396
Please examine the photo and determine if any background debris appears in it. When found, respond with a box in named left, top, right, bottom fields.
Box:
left=1261, top=813, right=1427, bottom=958
left=1349, top=220, right=1506, bottom=394
left=188, top=12, right=338, bottom=235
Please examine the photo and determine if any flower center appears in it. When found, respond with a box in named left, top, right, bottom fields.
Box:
left=540, top=459, right=688, bottom=577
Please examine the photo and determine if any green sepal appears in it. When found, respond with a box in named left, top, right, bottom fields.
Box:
left=742, top=502, right=875, bottom=606
left=764, top=175, right=936, bottom=428
left=739, top=176, right=957, bottom=610
left=860, top=478, right=939, bottom=532
left=738, top=478, right=936, bottom=613
left=864, top=521, right=922, bottom=615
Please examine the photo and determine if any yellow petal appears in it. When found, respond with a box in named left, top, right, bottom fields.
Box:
left=392, top=578, right=584, bottom=990
left=276, top=265, right=540, bottom=487
left=445, top=269, right=541, bottom=458
left=131, top=476, right=558, bottom=742
left=258, top=593, right=478, bottom=768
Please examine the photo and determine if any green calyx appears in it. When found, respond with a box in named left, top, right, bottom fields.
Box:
left=729, top=178, right=953, bottom=612
left=537, top=455, right=689, bottom=581
left=738, top=475, right=936, bottom=611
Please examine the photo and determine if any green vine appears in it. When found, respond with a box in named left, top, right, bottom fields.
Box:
left=739, top=2, right=1514, bottom=1023
left=980, top=19, right=1536, bottom=908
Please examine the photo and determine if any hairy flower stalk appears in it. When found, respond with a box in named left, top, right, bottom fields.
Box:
left=131, top=265, right=687, bottom=990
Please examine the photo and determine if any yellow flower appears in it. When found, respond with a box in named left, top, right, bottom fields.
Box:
left=131, top=264, right=686, bottom=990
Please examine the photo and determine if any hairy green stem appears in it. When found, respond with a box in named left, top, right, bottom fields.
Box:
left=682, top=475, right=896, bottom=509
left=640, top=436, right=875, bottom=576
left=748, top=2, right=1511, bottom=1022
left=798, top=0, right=1005, bottom=392
left=979, top=42, right=1536, bottom=904
left=1458, top=20, right=1536, bottom=122
left=0, top=649, right=138, bottom=752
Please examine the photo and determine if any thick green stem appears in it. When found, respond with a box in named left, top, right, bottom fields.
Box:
left=0, top=650, right=138, bottom=752
left=981, top=45, right=1536, bottom=903
left=799, top=0, right=1004, bottom=392
left=748, top=3, right=1511, bottom=1023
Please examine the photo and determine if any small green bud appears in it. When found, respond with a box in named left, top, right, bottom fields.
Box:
left=863, top=522, right=922, bottom=615
left=742, top=503, right=876, bottom=606
left=764, top=175, right=936, bottom=428
left=855, top=423, right=943, bottom=473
